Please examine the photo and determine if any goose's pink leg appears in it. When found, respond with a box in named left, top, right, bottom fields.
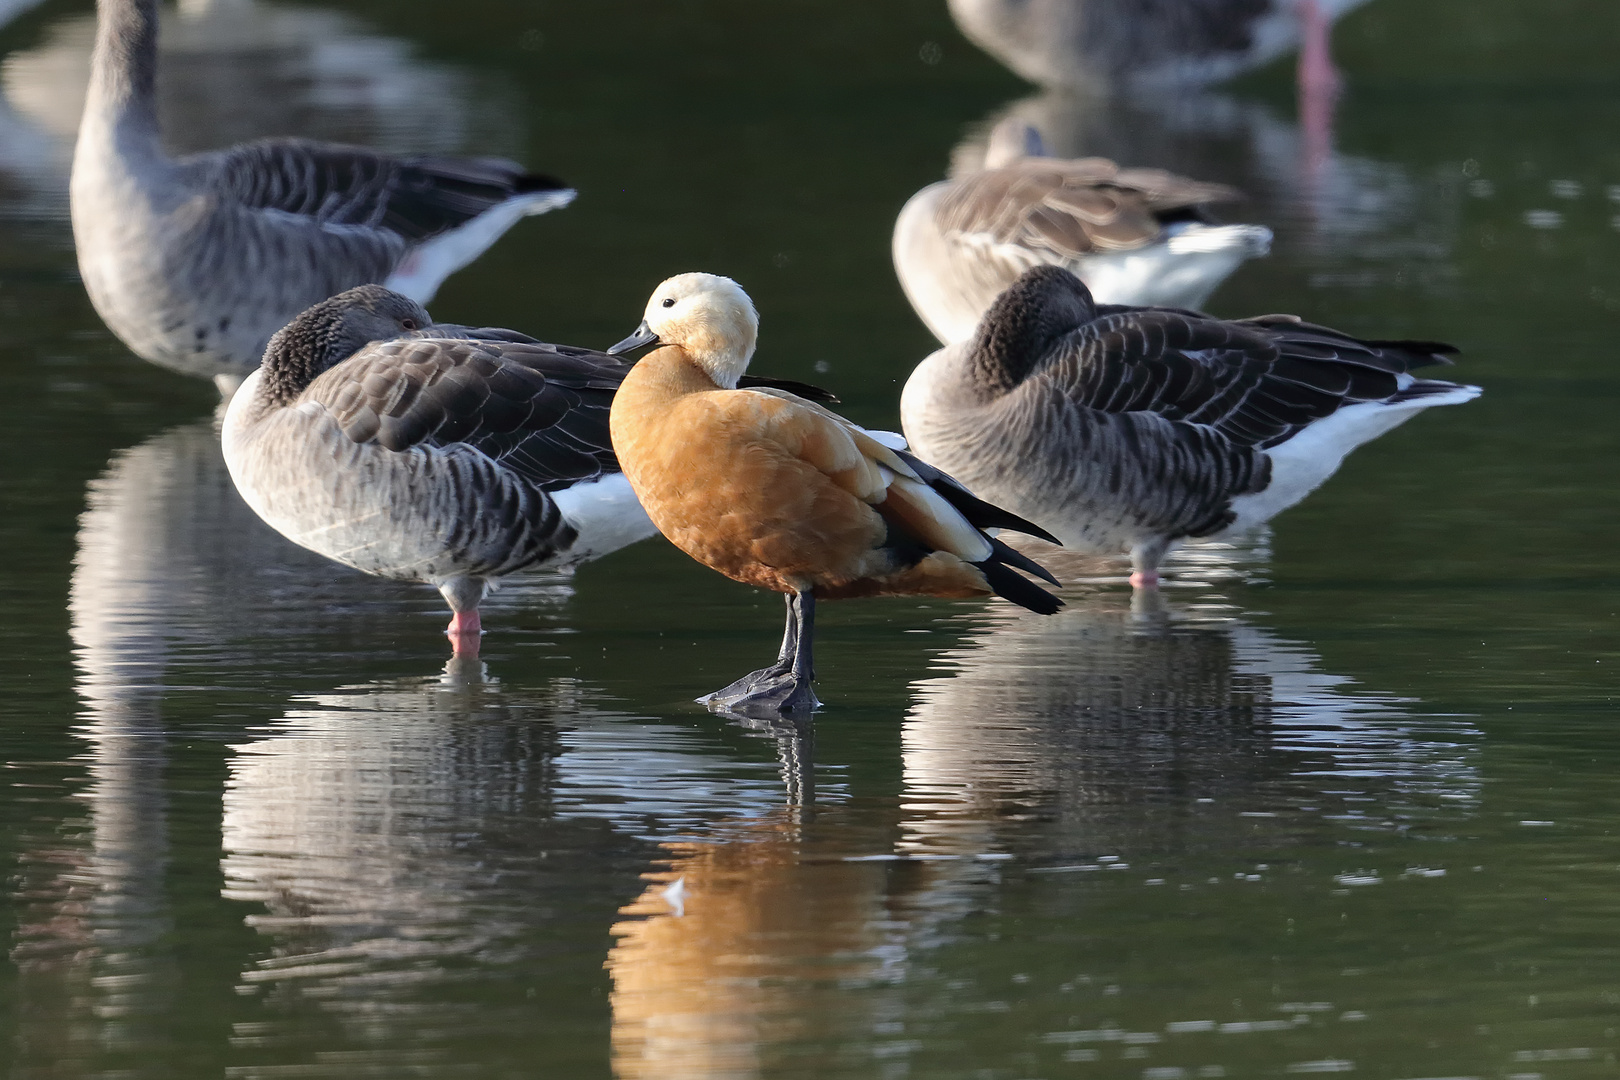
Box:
left=447, top=609, right=482, bottom=657
left=1129, top=571, right=1161, bottom=589
left=1297, top=0, right=1342, bottom=181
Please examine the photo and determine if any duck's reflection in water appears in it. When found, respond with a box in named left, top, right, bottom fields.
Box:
left=899, top=586, right=1479, bottom=863
left=0, top=0, right=520, bottom=217
left=608, top=815, right=873, bottom=1080
left=604, top=586, right=1478, bottom=1079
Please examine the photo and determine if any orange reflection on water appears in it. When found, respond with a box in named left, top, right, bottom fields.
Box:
left=607, top=811, right=884, bottom=1080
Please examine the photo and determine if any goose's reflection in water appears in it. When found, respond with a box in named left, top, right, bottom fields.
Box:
left=0, top=0, right=519, bottom=216
left=945, top=0, right=1369, bottom=178
left=899, top=585, right=1479, bottom=864
left=948, top=89, right=1453, bottom=272
left=8, top=417, right=595, bottom=1072
left=215, top=674, right=816, bottom=1074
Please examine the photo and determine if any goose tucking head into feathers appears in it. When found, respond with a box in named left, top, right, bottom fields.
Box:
left=259, top=285, right=433, bottom=407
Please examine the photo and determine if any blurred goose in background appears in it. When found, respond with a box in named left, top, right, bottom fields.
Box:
left=948, top=0, right=1366, bottom=172
left=72, top=0, right=574, bottom=393
left=900, top=265, right=1480, bottom=587
left=606, top=273, right=1062, bottom=715
left=947, top=0, right=1365, bottom=97
left=221, top=286, right=656, bottom=657
left=893, top=116, right=1271, bottom=344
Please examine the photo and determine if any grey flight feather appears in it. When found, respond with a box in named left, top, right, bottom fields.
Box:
left=938, top=156, right=1238, bottom=258
left=1031, top=307, right=1459, bottom=451
left=194, top=139, right=569, bottom=244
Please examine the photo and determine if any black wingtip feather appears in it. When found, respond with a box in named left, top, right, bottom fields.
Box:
left=736, top=374, right=841, bottom=404
left=516, top=172, right=572, bottom=193
left=1359, top=339, right=1460, bottom=367
left=976, top=559, right=1064, bottom=616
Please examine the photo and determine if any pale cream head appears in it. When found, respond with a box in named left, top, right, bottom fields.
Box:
left=642, top=273, right=759, bottom=389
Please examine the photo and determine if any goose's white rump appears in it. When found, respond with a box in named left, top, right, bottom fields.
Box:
left=1225, top=382, right=1480, bottom=534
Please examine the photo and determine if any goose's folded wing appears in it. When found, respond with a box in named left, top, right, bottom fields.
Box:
left=306, top=337, right=628, bottom=489
left=195, top=139, right=569, bottom=243
left=1044, top=308, right=1461, bottom=448
left=937, top=159, right=1239, bottom=261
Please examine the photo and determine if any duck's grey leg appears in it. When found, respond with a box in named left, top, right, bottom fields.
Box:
left=788, top=590, right=816, bottom=685
left=1129, top=538, right=1170, bottom=589
left=705, top=590, right=820, bottom=716
left=772, top=592, right=799, bottom=671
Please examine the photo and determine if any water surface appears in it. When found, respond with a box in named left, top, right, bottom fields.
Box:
left=2, top=1, right=1619, bottom=1077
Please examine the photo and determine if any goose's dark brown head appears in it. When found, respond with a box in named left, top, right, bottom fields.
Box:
left=260, top=285, right=431, bottom=405
left=968, top=266, right=1096, bottom=396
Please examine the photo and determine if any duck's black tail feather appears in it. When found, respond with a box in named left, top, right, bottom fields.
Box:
left=976, top=557, right=1064, bottom=616
left=986, top=534, right=1059, bottom=587
left=896, top=448, right=1061, bottom=544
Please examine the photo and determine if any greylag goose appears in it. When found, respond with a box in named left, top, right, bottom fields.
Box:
left=893, top=118, right=1271, bottom=345
left=221, top=286, right=656, bottom=656
left=946, top=0, right=1367, bottom=95
left=899, top=266, right=1480, bottom=587
left=72, top=0, right=574, bottom=392
left=605, top=273, right=1060, bottom=716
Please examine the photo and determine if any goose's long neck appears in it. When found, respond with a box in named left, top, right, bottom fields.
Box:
left=79, top=0, right=165, bottom=166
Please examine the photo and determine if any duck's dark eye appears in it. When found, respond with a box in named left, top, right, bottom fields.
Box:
left=661, top=298, right=676, bottom=308
left=401, top=318, right=419, bottom=330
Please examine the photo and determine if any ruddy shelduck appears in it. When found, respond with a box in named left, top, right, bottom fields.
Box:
left=607, top=272, right=1062, bottom=715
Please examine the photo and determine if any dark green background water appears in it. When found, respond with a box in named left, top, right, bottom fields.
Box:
left=1, top=1, right=1618, bottom=1076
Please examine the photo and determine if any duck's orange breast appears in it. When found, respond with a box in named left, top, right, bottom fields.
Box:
left=609, top=349, right=890, bottom=594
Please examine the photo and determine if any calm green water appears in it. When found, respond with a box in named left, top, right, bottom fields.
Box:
left=3, top=1, right=1620, bottom=1077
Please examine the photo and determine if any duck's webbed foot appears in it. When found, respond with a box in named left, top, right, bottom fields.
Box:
left=702, top=590, right=820, bottom=717
left=703, top=668, right=821, bottom=717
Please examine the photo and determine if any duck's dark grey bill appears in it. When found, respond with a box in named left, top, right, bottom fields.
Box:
left=606, top=321, right=659, bottom=356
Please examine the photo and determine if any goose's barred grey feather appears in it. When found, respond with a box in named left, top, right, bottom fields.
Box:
left=312, top=335, right=625, bottom=493
left=937, top=157, right=1237, bottom=258
left=198, top=139, right=569, bottom=243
